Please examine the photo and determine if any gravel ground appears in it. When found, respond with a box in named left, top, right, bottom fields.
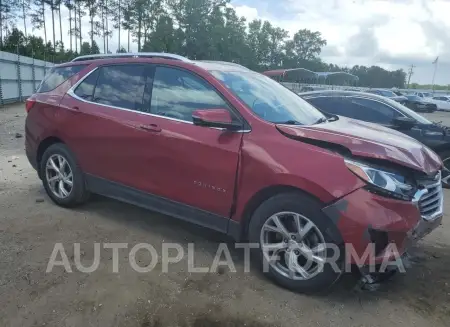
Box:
left=1, top=102, right=450, bottom=327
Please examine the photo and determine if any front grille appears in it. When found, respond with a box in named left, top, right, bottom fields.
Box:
left=417, top=172, right=443, bottom=220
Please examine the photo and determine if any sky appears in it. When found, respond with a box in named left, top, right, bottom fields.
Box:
left=14, top=0, right=450, bottom=85
left=230, top=0, right=450, bottom=85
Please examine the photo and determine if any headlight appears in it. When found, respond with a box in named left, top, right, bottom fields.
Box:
left=345, top=159, right=416, bottom=201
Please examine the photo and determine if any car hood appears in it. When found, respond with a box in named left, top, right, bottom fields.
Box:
left=276, top=117, right=442, bottom=174
left=391, top=95, right=408, bottom=102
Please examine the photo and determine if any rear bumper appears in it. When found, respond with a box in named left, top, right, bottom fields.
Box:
left=25, top=125, right=39, bottom=173
left=323, top=188, right=443, bottom=265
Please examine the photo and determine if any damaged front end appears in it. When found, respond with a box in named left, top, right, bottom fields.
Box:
left=323, top=167, right=444, bottom=290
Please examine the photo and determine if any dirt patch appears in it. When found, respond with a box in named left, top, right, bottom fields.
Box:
left=384, top=244, right=450, bottom=319
left=119, top=303, right=277, bottom=327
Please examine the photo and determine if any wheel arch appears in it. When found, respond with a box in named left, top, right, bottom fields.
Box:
left=236, top=184, right=325, bottom=241
left=36, top=136, right=66, bottom=177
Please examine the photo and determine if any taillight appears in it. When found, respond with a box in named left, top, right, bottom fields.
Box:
left=25, top=99, right=36, bottom=113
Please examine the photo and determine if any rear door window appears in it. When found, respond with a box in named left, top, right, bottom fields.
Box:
left=73, top=69, right=100, bottom=101
left=91, top=65, right=146, bottom=111
left=38, top=65, right=87, bottom=93
left=350, top=98, right=402, bottom=124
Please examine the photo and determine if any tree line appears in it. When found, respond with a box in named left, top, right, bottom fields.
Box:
left=1, top=0, right=407, bottom=88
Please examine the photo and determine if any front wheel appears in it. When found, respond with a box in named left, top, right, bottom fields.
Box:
left=248, top=192, right=343, bottom=293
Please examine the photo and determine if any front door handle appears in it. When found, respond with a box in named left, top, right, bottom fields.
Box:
left=139, top=124, right=161, bottom=132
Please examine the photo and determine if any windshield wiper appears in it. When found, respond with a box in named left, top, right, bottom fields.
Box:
left=314, top=117, right=328, bottom=124
left=276, top=120, right=302, bottom=125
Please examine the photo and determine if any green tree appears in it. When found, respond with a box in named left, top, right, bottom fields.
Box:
left=30, top=0, right=47, bottom=45
left=168, top=0, right=227, bottom=59
left=1, top=0, right=17, bottom=48
left=142, top=14, right=182, bottom=53
left=80, top=40, right=91, bottom=54
left=91, top=39, right=100, bottom=53
left=44, top=0, right=58, bottom=52
left=64, top=0, right=75, bottom=52
left=285, top=29, right=327, bottom=66
left=19, top=0, right=31, bottom=38
left=84, top=0, right=100, bottom=51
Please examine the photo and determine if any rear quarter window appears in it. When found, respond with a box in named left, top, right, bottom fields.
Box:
left=37, top=65, right=87, bottom=93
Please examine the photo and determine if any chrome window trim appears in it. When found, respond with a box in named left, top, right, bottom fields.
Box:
left=66, top=66, right=251, bottom=133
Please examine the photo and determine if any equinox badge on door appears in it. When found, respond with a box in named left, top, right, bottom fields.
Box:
left=194, top=180, right=227, bottom=193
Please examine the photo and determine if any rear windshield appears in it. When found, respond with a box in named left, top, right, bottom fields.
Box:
left=37, top=65, right=87, bottom=93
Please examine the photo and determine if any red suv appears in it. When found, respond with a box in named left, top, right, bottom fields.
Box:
left=25, top=53, right=444, bottom=292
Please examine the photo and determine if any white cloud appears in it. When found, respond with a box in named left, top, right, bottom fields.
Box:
left=233, top=5, right=259, bottom=22
left=230, top=0, right=450, bottom=84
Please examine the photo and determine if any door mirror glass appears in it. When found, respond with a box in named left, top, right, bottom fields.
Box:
left=392, top=116, right=416, bottom=129
left=192, top=109, right=242, bottom=130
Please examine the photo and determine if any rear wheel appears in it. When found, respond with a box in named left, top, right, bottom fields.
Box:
left=248, top=192, right=343, bottom=293
left=40, top=143, right=90, bottom=207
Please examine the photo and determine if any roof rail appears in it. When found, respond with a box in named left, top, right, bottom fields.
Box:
left=197, top=60, right=249, bottom=70
left=71, top=52, right=191, bottom=62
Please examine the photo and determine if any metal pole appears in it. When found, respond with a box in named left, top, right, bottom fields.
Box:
left=32, top=51, right=36, bottom=92
left=0, top=61, right=3, bottom=106
left=17, top=45, right=23, bottom=102
left=431, top=60, right=438, bottom=94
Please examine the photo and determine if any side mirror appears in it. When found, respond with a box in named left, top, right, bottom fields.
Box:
left=192, top=109, right=242, bottom=131
left=392, top=116, right=416, bottom=129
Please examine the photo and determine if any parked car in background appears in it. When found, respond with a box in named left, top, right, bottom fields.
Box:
left=433, top=95, right=450, bottom=102
left=414, top=91, right=433, bottom=98
left=25, top=53, right=443, bottom=293
left=301, top=90, right=450, bottom=187
left=432, top=95, right=450, bottom=105
left=392, top=90, right=406, bottom=96
left=427, top=97, right=450, bottom=112
left=403, top=94, right=437, bottom=112
left=365, top=89, right=407, bottom=103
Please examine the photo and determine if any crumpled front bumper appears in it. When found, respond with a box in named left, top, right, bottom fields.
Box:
left=322, top=187, right=443, bottom=264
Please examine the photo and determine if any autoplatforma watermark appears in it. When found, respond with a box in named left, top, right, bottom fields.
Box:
left=46, top=242, right=406, bottom=278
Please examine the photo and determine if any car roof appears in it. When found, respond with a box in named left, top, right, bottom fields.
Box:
left=53, top=57, right=254, bottom=76
left=192, top=60, right=252, bottom=72
left=299, top=90, right=392, bottom=101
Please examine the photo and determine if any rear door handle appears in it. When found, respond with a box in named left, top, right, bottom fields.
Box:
left=139, top=124, right=161, bottom=132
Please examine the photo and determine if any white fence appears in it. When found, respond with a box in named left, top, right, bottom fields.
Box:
left=0, top=51, right=53, bottom=106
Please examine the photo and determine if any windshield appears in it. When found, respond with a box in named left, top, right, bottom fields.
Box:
left=406, top=95, right=422, bottom=101
left=210, top=70, right=326, bottom=125
left=423, top=92, right=432, bottom=97
left=384, top=97, right=432, bottom=124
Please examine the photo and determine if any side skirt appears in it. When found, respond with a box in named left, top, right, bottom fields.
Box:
left=85, top=174, right=239, bottom=238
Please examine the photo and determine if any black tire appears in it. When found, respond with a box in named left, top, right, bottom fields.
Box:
left=40, top=143, right=90, bottom=207
left=438, top=149, right=450, bottom=189
left=248, top=192, right=343, bottom=293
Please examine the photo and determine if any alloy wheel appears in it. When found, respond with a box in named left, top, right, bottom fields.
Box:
left=45, top=154, right=74, bottom=199
left=260, top=211, right=327, bottom=281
